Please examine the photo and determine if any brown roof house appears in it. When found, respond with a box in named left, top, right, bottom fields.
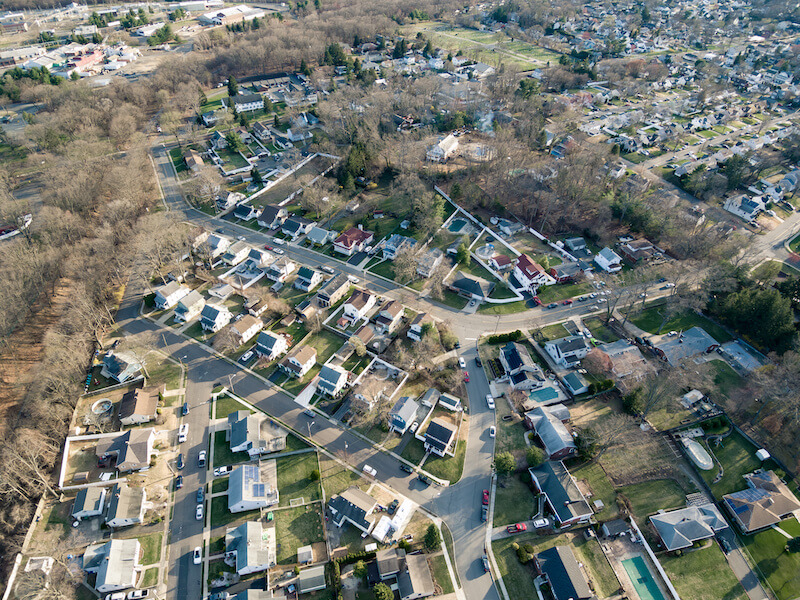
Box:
left=96, top=429, right=156, bottom=473
left=328, top=487, right=378, bottom=535
left=723, top=470, right=800, bottom=533
left=279, top=345, right=317, bottom=379
left=118, top=385, right=162, bottom=427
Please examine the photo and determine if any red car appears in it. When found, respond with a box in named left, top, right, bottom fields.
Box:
left=463, top=371, right=470, bottom=383
left=506, top=523, right=527, bottom=534
left=562, top=299, right=573, bottom=305
left=482, top=490, right=489, bottom=505
left=532, top=296, right=542, bottom=306
left=264, top=244, right=273, bottom=251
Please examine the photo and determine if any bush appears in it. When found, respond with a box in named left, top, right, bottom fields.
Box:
left=526, top=446, right=546, bottom=467
left=310, top=469, right=320, bottom=481
left=622, top=389, right=644, bottom=415
left=374, top=583, right=393, bottom=600
left=494, top=451, right=516, bottom=475
left=424, top=524, right=441, bottom=551
left=487, top=330, right=523, bottom=344
left=353, top=560, right=367, bottom=579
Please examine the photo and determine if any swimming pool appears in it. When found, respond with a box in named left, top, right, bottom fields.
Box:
left=622, top=556, right=666, bottom=600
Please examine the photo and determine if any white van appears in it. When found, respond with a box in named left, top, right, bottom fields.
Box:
left=178, top=424, right=189, bottom=443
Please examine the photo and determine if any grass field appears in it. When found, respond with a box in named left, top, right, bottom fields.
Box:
left=536, top=282, right=591, bottom=303
left=424, top=439, right=467, bottom=483
left=700, top=432, right=765, bottom=499
left=571, top=462, right=619, bottom=521
left=493, top=474, right=538, bottom=526
left=436, top=290, right=468, bottom=310
left=630, top=307, right=732, bottom=342
left=320, top=456, right=366, bottom=497
left=708, top=359, right=744, bottom=399
left=274, top=504, right=325, bottom=564
left=141, top=567, right=159, bottom=588
left=618, top=479, right=686, bottom=520
left=304, top=330, right=345, bottom=364
left=210, top=495, right=258, bottom=529
left=430, top=554, right=454, bottom=595
left=477, top=300, right=528, bottom=315
left=136, top=532, right=163, bottom=565
left=741, top=518, right=800, bottom=600
left=661, top=545, right=747, bottom=600
left=212, top=430, right=251, bottom=469
left=214, top=394, right=251, bottom=420
left=276, top=452, right=322, bottom=507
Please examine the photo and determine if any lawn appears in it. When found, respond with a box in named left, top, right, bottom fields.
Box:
left=700, top=431, right=764, bottom=499
left=493, top=474, right=538, bottom=526
left=618, top=479, right=686, bottom=521
left=217, top=147, right=249, bottom=170
left=661, top=545, right=747, bottom=600
left=305, top=330, right=345, bottom=364
left=212, top=430, right=251, bottom=469
left=212, top=478, right=229, bottom=494
left=274, top=504, right=325, bottom=564
left=630, top=307, right=732, bottom=343
left=146, top=355, right=182, bottom=390
left=210, top=495, right=259, bottom=529
left=141, top=567, right=159, bottom=588
left=430, top=554, right=454, bottom=595
left=215, top=394, right=252, bottom=420
left=708, top=359, right=743, bottom=399
left=742, top=518, right=800, bottom=600
left=136, top=532, right=163, bottom=565
left=436, top=290, right=467, bottom=310
left=535, top=322, right=570, bottom=342
left=401, top=438, right=428, bottom=466
left=571, top=462, right=619, bottom=521
left=478, top=300, right=528, bottom=315
left=489, top=284, right=519, bottom=300
left=583, top=316, right=620, bottom=343
left=320, top=457, right=366, bottom=497
left=276, top=452, right=322, bottom=507
left=536, top=282, right=591, bottom=303
left=424, top=439, right=466, bottom=483
left=281, top=364, right=321, bottom=396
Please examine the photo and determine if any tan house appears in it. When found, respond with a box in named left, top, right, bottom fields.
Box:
left=118, top=386, right=162, bottom=426
left=279, top=345, right=317, bottom=378
left=723, top=471, right=800, bottom=533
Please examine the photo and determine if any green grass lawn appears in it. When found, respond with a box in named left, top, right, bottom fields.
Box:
left=281, top=364, right=321, bottom=396
left=630, top=307, right=732, bottom=342
left=436, top=290, right=467, bottom=310
left=209, top=535, right=226, bottom=555
left=583, top=316, right=620, bottom=343
left=618, top=479, right=686, bottom=521
left=136, top=532, right=163, bottom=565
left=215, top=394, right=251, bottom=420
left=488, top=284, right=519, bottom=300
left=789, top=233, right=800, bottom=253
left=147, top=355, right=182, bottom=390
left=661, top=544, right=746, bottom=600
left=276, top=452, right=321, bottom=507
left=424, top=439, right=466, bottom=483
left=304, top=330, right=345, bottom=364
left=212, top=478, right=229, bottom=494
left=536, top=282, right=591, bottom=303
left=700, top=432, right=764, bottom=499
left=217, top=147, right=249, bottom=170
left=274, top=504, right=325, bottom=564
left=708, top=359, right=744, bottom=399
left=477, top=300, right=528, bottom=315
left=571, top=462, right=619, bottom=521
left=493, top=474, right=538, bottom=526
left=320, top=457, right=366, bottom=497
left=210, top=495, right=259, bottom=529
left=212, top=430, right=251, bottom=469
left=430, top=554, right=454, bottom=594
left=458, top=259, right=495, bottom=281
left=401, top=438, right=428, bottom=466
left=742, top=518, right=800, bottom=600
left=535, top=322, right=570, bottom=341
left=141, top=567, right=159, bottom=588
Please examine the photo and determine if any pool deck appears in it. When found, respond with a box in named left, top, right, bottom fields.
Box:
left=602, top=537, right=672, bottom=600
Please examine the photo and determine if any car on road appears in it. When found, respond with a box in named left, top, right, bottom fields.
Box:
left=209, top=593, right=230, bottom=600
left=400, top=464, right=414, bottom=474
left=321, top=265, right=335, bottom=275
left=197, top=451, right=207, bottom=468
left=240, top=350, right=254, bottom=363
left=264, top=244, right=273, bottom=251
left=272, top=238, right=286, bottom=245
left=272, top=247, right=285, bottom=255
left=657, top=277, right=667, bottom=283
left=489, top=426, right=496, bottom=438
left=486, top=394, right=495, bottom=409
left=482, top=490, right=489, bottom=505
left=546, top=303, right=558, bottom=309
left=562, top=299, right=573, bottom=305
left=588, top=293, right=597, bottom=299
left=178, top=423, right=189, bottom=443
left=418, top=474, right=431, bottom=486
left=176, top=454, right=185, bottom=470
left=104, top=594, right=126, bottom=600
left=303, top=408, right=315, bottom=417
left=127, top=590, right=151, bottom=599
left=192, top=547, right=202, bottom=565
left=475, top=356, right=482, bottom=367
left=531, top=296, right=542, bottom=306
left=481, top=505, right=488, bottom=521
left=214, top=465, right=231, bottom=477
left=237, top=236, right=246, bottom=242
left=175, top=475, right=183, bottom=489
left=388, top=499, right=399, bottom=515
left=347, top=275, right=359, bottom=284
left=482, top=556, right=491, bottom=572
left=196, top=487, right=205, bottom=503
left=661, top=282, right=675, bottom=289
left=181, top=402, right=189, bottom=416
left=458, top=357, right=467, bottom=369
left=639, top=292, right=647, bottom=298
left=196, top=504, right=204, bottom=520
left=533, top=518, right=551, bottom=529
left=507, top=523, right=527, bottom=533
left=463, top=371, right=469, bottom=382
left=577, top=296, right=587, bottom=302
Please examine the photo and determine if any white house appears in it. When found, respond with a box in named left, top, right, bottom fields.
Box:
left=317, top=364, right=348, bottom=397
left=513, top=254, right=555, bottom=291
left=279, top=345, right=317, bottom=378
left=229, top=93, right=265, bottom=114
left=594, top=247, right=622, bottom=273
left=228, top=463, right=279, bottom=513
left=333, top=227, right=374, bottom=256
left=294, top=267, right=323, bottom=291
left=374, top=300, right=404, bottom=335
left=230, top=314, right=263, bottom=345
left=266, top=259, right=296, bottom=282
left=200, top=303, right=232, bottom=332
left=226, top=521, right=276, bottom=575
left=83, top=539, right=141, bottom=593
left=407, top=312, right=434, bottom=342
left=343, top=290, right=376, bottom=322
left=426, top=134, right=459, bottom=162
left=255, top=331, right=289, bottom=360
left=174, top=290, right=205, bottom=322
left=723, top=195, right=765, bottom=222
left=202, top=234, right=231, bottom=258
left=544, top=336, right=591, bottom=368
left=154, top=281, right=190, bottom=310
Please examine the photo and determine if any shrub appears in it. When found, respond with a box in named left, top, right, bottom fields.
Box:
left=526, top=446, right=546, bottom=467
left=487, top=330, right=523, bottom=344
left=424, top=524, right=441, bottom=551
left=374, top=583, right=393, bottom=600
left=494, top=451, right=516, bottom=475
left=310, top=469, right=320, bottom=481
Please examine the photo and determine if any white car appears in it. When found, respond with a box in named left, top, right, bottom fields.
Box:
left=105, top=594, right=126, bottom=600
left=127, top=590, right=151, bottom=600
left=240, top=350, right=254, bottom=362
left=178, top=423, right=188, bottom=443
left=214, top=465, right=232, bottom=477
left=458, top=357, right=466, bottom=369
left=321, top=265, right=335, bottom=275
left=489, top=426, right=496, bottom=438
left=272, top=237, right=285, bottom=245
left=410, top=421, right=420, bottom=434
left=486, top=394, right=495, bottom=410
left=237, top=236, right=246, bottom=242
left=196, top=504, right=204, bottom=520
left=347, top=275, right=359, bottom=284
left=588, top=293, right=597, bottom=299
left=272, top=247, right=285, bottom=255
left=193, top=547, right=202, bottom=565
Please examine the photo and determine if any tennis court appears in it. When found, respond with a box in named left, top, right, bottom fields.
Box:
left=622, top=556, right=666, bottom=600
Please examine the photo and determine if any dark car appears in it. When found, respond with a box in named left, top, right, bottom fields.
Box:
left=418, top=474, right=431, bottom=486
left=454, top=341, right=461, bottom=349
left=481, top=505, right=488, bottom=522
left=547, top=303, right=558, bottom=309
left=176, top=454, right=185, bottom=470
left=215, top=228, right=225, bottom=234
left=388, top=499, right=399, bottom=515
left=196, top=487, right=205, bottom=503
left=175, top=475, right=183, bottom=489
left=475, top=356, right=482, bottom=367
left=182, top=402, right=189, bottom=416
left=400, top=464, right=414, bottom=474
left=209, top=593, right=230, bottom=600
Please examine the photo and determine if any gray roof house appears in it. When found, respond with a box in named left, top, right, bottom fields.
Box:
left=228, top=463, right=279, bottom=513
left=424, top=418, right=457, bottom=457
left=105, top=482, right=146, bottom=529
left=72, top=486, right=107, bottom=521
left=282, top=216, right=316, bottom=240
left=257, top=204, right=288, bottom=229
left=449, top=271, right=494, bottom=300
left=298, top=565, right=327, bottom=594
left=416, top=247, right=444, bottom=278
left=529, top=461, right=592, bottom=527
left=500, top=342, right=546, bottom=390
left=328, top=487, right=377, bottom=534
left=544, top=336, right=591, bottom=368
left=653, top=327, right=720, bottom=365
left=306, top=226, right=336, bottom=246
left=650, top=504, right=728, bottom=551
left=534, top=546, right=593, bottom=600
left=527, top=406, right=576, bottom=460
left=100, top=352, right=142, bottom=383
left=317, top=364, right=348, bottom=397
left=154, top=281, right=190, bottom=310
left=174, top=289, right=206, bottom=322
left=225, top=521, right=276, bottom=575
left=383, top=234, right=417, bottom=260
left=96, top=429, right=155, bottom=473
left=388, top=396, right=419, bottom=434
left=83, top=538, right=141, bottom=593
left=200, top=303, right=232, bottom=332
left=398, top=553, right=435, bottom=600
left=227, top=410, right=287, bottom=457
left=255, top=331, right=289, bottom=360
left=294, top=267, right=323, bottom=291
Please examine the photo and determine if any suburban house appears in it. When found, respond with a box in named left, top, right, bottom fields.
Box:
left=255, top=331, right=289, bottom=360
left=105, top=482, right=146, bottom=528
left=118, top=385, right=161, bottom=426
left=426, top=133, right=459, bottom=162
left=374, top=300, right=404, bottom=335
left=590, top=340, right=653, bottom=387
left=529, top=461, right=592, bottom=527
left=233, top=203, right=262, bottom=222
left=407, top=313, right=434, bottom=342
left=513, top=254, right=555, bottom=290
left=266, top=258, right=296, bottom=282
left=282, top=216, right=316, bottom=240
left=183, top=148, right=205, bottom=173
left=416, top=248, right=444, bottom=278
left=499, top=342, right=546, bottom=390
left=228, top=463, right=280, bottom=513
left=228, top=410, right=287, bottom=457
left=279, top=345, right=317, bottom=378
left=317, top=364, right=349, bottom=397
left=449, top=271, right=494, bottom=301
left=256, top=205, right=288, bottom=229
left=328, top=487, right=378, bottom=534
left=652, top=327, right=719, bottom=365
left=294, top=267, right=323, bottom=292
left=438, top=392, right=462, bottom=412
left=209, top=283, right=234, bottom=300
left=424, top=418, right=457, bottom=457
left=96, top=429, right=155, bottom=473
left=594, top=247, right=622, bottom=272
left=174, top=290, right=206, bottom=322
left=225, top=521, right=276, bottom=575
left=383, top=234, right=417, bottom=260
left=298, top=566, right=327, bottom=595
left=562, top=372, right=589, bottom=396
left=201, top=234, right=231, bottom=259
left=229, top=93, right=265, bottom=113
left=533, top=546, right=593, bottom=600
left=488, top=254, right=513, bottom=272
left=398, top=553, right=435, bottom=600
left=618, top=239, right=660, bottom=264
left=388, top=396, right=419, bottom=434
left=564, top=237, right=588, bottom=255
left=83, top=538, right=141, bottom=593
left=306, top=226, right=336, bottom=246
left=527, top=406, right=576, bottom=460
left=723, top=470, right=800, bottom=533
left=649, top=504, right=728, bottom=551
left=544, top=336, right=591, bottom=368
left=154, top=281, right=190, bottom=310
left=333, top=227, right=374, bottom=256
left=723, top=194, right=765, bottom=222
left=246, top=297, right=269, bottom=318
left=316, top=273, right=350, bottom=308
left=343, top=290, right=376, bottom=322
left=222, top=241, right=251, bottom=266
left=72, top=487, right=107, bottom=521
left=200, top=303, right=232, bottom=332
left=548, top=262, right=584, bottom=283
left=230, top=314, right=264, bottom=346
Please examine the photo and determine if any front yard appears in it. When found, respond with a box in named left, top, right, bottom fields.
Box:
left=493, top=474, right=538, bottom=526
left=741, top=518, right=800, bottom=600
left=630, top=307, right=732, bottom=343
left=276, top=452, right=322, bottom=507
left=212, top=430, right=251, bottom=469
left=661, top=544, right=747, bottom=600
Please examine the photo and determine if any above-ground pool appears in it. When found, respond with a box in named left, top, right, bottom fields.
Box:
left=682, top=438, right=714, bottom=470
left=475, top=244, right=495, bottom=259
left=622, top=556, right=666, bottom=600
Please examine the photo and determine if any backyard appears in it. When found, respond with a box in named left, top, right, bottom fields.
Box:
left=699, top=431, right=773, bottom=499
left=661, top=545, right=747, bottom=600
left=617, top=478, right=686, bottom=522
left=319, top=456, right=367, bottom=497
left=630, top=307, right=732, bottom=343
left=274, top=504, right=325, bottom=564
left=276, top=451, right=322, bottom=507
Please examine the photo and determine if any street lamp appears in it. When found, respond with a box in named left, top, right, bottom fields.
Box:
left=228, top=373, right=236, bottom=395
left=307, top=421, right=315, bottom=438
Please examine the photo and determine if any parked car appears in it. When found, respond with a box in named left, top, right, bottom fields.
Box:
left=482, top=556, right=491, bottom=572
left=105, top=594, right=126, bottom=600
left=240, top=350, right=254, bottom=363
left=214, top=465, right=231, bottom=477
left=127, top=590, right=151, bottom=599
left=507, top=523, right=527, bottom=533
left=209, top=593, right=230, bottom=600
left=321, top=265, right=335, bottom=275
left=489, top=426, right=496, bottom=438
left=272, top=238, right=286, bottom=245
left=181, top=402, right=189, bottom=416
left=197, top=451, right=207, bottom=468
left=418, top=474, right=431, bottom=486
left=400, top=464, right=414, bottom=474
left=410, top=421, right=420, bottom=434
left=486, top=394, right=495, bottom=409
left=193, top=547, right=202, bottom=565
left=237, top=236, right=246, bottom=242
left=463, top=371, right=470, bottom=383
left=347, top=275, right=359, bottom=283
left=577, top=296, right=587, bottom=302
left=196, top=504, right=204, bottom=520
left=482, top=490, right=489, bottom=505
left=533, top=518, right=551, bottom=529
left=546, top=303, right=558, bottom=309
left=458, top=357, right=467, bottom=369
left=532, top=296, right=542, bottom=306
left=178, top=423, right=189, bottom=443
left=562, top=299, right=573, bottom=305
left=475, top=356, right=482, bottom=367
left=272, top=247, right=285, bottom=255
left=176, top=454, right=185, bottom=470
left=196, top=487, right=205, bottom=503
left=388, top=499, right=399, bottom=515
left=303, top=408, right=315, bottom=417
left=481, top=505, right=488, bottom=522
left=175, top=475, right=183, bottom=489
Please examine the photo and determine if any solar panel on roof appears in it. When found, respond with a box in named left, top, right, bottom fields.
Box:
left=253, top=483, right=265, bottom=497
left=244, top=465, right=258, bottom=483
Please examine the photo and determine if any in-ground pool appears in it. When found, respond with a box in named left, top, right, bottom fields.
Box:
left=448, top=218, right=467, bottom=233
left=622, top=556, right=666, bottom=600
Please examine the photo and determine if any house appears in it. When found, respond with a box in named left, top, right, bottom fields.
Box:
left=499, top=342, right=546, bottom=390
left=96, top=429, right=156, bottom=473
left=652, top=327, right=719, bottom=365
left=279, top=345, right=317, bottom=378
left=297, top=545, right=313, bottom=565
left=564, top=237, right=588, bottom=253
left=255, top=331, right=289, bottom=361
left=407, top=313, right=434, bottom=342
left=83, top=539, right=141, bottom=593
left=230, top=314, right=263, bottom=346
left=649, top=504, right=728, bottom=550
left=544, top=336, right=591, bottom=368
left=118, top=386, right=160, bottom=426
left=228, top=463, right=280, bottom=513
left=282, top=216, right=316, bottom=240
left=246, top=297, right=269, bottom=318
left=594, top=247, right=622, bottom=273
left=230, top=93, right=265, bottom=113
left=266, top=258, right=296, bottom=283
left=294, top=267, right=323, bottom=292
left=316, top=273, right=350, bottom=308
left=184, top=149, right=205, bottom=173
left=589, top=340, right=653, bottom=387
left=562, top=372, right=589, bottom=396
left=548, top=262, right=584, bottom=283
left=154, top=281, right=190, bottom=310
left=383, top=234, right=417, bottom=260
left=209, top=282, right=235, bottom=300
left=449, top=271, right=494, bottom=300
left=376, top=548, right=405, bottom=580
left=201, top=234, right=231, bottom=259
left=174, top=290, right=206, bottom=322
left=513, top=254, right=555, bottom=291
left=210, top=131, right=228, bottom=150
left=298, top=565, right=327, bottom=594
left=601, top=519, right=630, bottom=538
left=426, top=134, right=459, bottom=162
left=424, top=418, right=457, bottom=457
left=317, top=364, right=348, bottom=397
left=344, top=290, right=376, bottom=322
left=389, top=396, right=419, bottom=434
left=328, top=487, right=378, bottom=534
left=295, top=298, right=318, bottom=321
left=257, top=205, right=288, bottom=229
left=618, top=239, right=659, bottom=264
left=416, top=248, right=444, bottom=278
left=105, top=482, right=146, bottom=528
left=488, top=254, right=514, bottom=271
left=233, top=203, right=262, bottom=222
left=723, top=194, right=765, bottom=222
left=101, top=352, right=142, bottom=384
left=529, top=461, right=592, bottom=527
left=222, top=241, right=251, bottom=266
left=226, top=521, right=276, bottom=575
left=398, top=553, right=435, bottom=600
left=200, top=303, right=232, bottom=332
left=72, top=487, right=107, bottom=521
left=228, top=410, right=287, bottom=457
left=374, top=300, right=404, bottom=334
left=527, top=406, right=576, bottom=460
left=723, top=470, right=800, bottom=533
left=438, top=392, right=462, bottom=412
left=534, top=546, right=593, bottom=600
left=306, top=226, right=336, bottom=246
left=334, top=227, right=374, bottom=256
